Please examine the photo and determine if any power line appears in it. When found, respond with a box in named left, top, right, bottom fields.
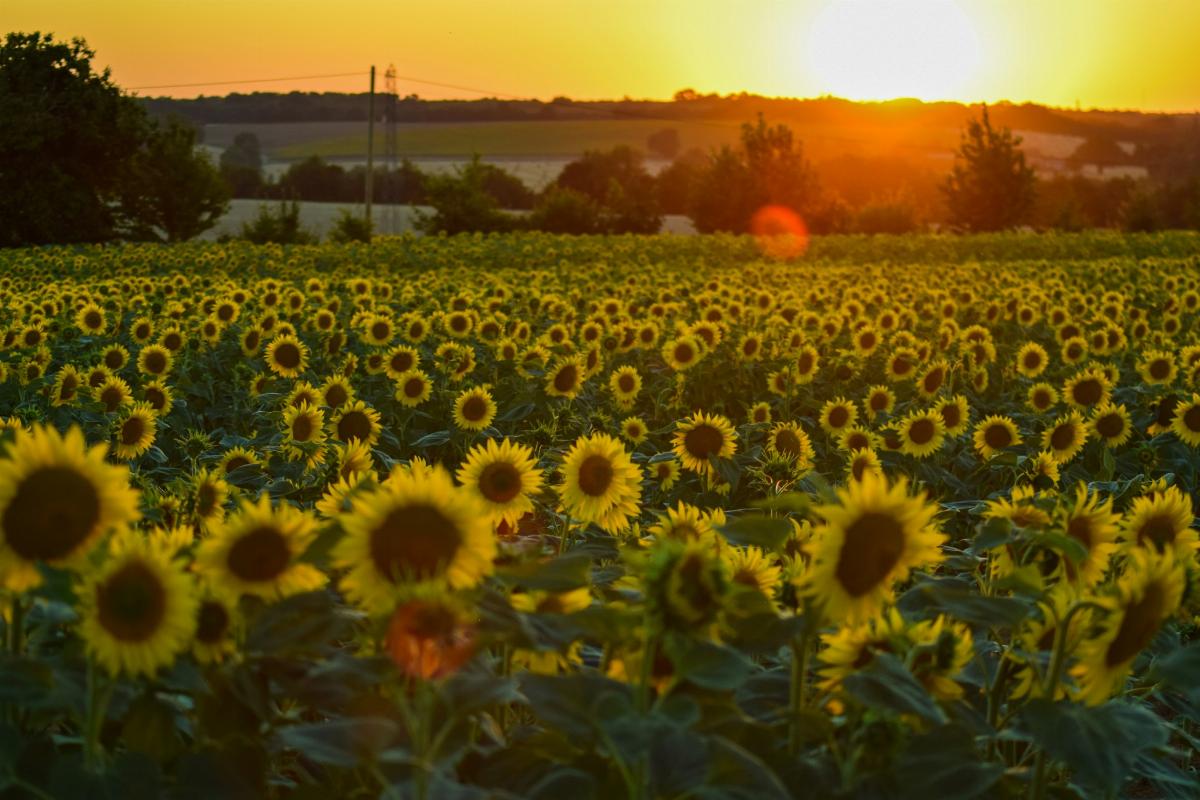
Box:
left=127, top=71, right=366, bottom=91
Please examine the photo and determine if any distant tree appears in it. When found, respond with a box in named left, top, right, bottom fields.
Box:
left=527, top=188, right=604, bottom=234
left=553, top=147, right=661, bottom=232
left=476, top=163, right=536, bottom=209
left=942, top=106, right=1037, bottom=232
left=277, top=156, right=350, bottom=202
left=1067, top=135, right=1130, bottom=172
left=0, top=32, right=147, bottom=245
left=688, top=116, right=821, bottom=233
left=656, top=148, right=706, bottom=215
left=854, top=198, right=920, bottom=234
left=417, top=156, right=515, bottom=235
left=328, top=209, right=373, bottom=243
left=646, top=128, right=681, bottom=160
left=120, top=116, right=230, bottom=242
left=220, top=131, right=264, bottom=196
left=240, top=201, right=315, bottom=244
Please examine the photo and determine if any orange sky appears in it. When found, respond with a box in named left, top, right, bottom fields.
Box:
left=7, top=0, right=1200, bottom=111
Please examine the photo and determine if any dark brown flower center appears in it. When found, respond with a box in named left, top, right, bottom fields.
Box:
left=1105, top=582, right=1165, bottom=666
left=553, top=365, right=579, bottom=393
left=684, top=424, right=724, bottom=460
left=97, top=561, right=166, bottom=642
left=828, top=406, right=850, bottom=429
left=461, top=395, right=489, bottom=422
left=226, top=526, right=291, bottom=582
left=1050, top=423, right=1076, bottom=451
left=273, top=342, right=301, bottom=369
left=577, top=455, right=615, bottom=497
left=984, top=424, right=1012, bottom=450
left=908, top=418, right=936, bottom=445
left=834, top=511, right=906, bottom=597
left=337, top=410, right=372, bottom=442
left=121, top=416, right=147, bottom=446
left=369, top=504, right=462, bottom=583
left=291, top=413, right=315, bottom=442
left=196, top=600, right=230, bottom=644
left=479, top=462, right=522, bottom=503
left=1072, top=378, right=1102, bottom=406
left=1137, top=513, right=1179, bottom=552
left=3, top=467, right=101, bottom=561
left=1096, top=413, right=1124, bottom=439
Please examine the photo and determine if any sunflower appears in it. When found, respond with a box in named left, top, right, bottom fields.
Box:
left=453, top=386, right=497, bottom=432
left=1090, top=402, right=1132, bottom=448
left=95, top=376, right=133, bottom=413
left=1042, top=412, right=1088, bottom=463
left=456, top=438, right=543, bottom=527
left=648, top=501, right=717, bottom=545
left=1071, top=549, right=1185, bottom=705
left=330, top=399, right=381, bottom=447
left=794, top=345, right=821, bottom=384
left=621, top=416, right=649, bottom=444
left=558, top=433, right=643, bottom=534
left=286, top=381, right=321, bottom=409
left=653, top=457, right=681, bottom=490
left=320, top=375, right=356, bottom=411
left=916, top=359, right=949, bottom=399
left=113, top=403, right=157, bottom=460
left=907, top=615, right=974, bottom=700
left=609, top=365, right=642, bottom=407
left=804, top=471, right=944, bottom=624
left=817, top=608, right=911, bottom=693
left=1137, top=350, right=1177, bottom=386
left=1059, top=483, right=1121, bottom=586
left=1026, top=450, right=1061, bottom=487
left=748, top=401, right=772, bottom=425
left=142, top=379, right=174, bottom=414
left=1009, top=587, right=1082, bottom=700
left=1120, top=485, right=1196, bottom=560
left=0, top=425, right=140, bottom=591
left=1015, top=342, right=1048, bottom=378
left=643, top=539, right=728, bottom=632
left=384, top=345, right=420, bottom=381
left=864, top=385, right=896, bottom=419
left=394, top=369, right=433, bottom=408
left=672, top=411, right=738, bottom=476
left=283, top=403, right=327, bottom=451
left=101, top=345, right=129, bottom=372
left=136, top=344, right=173, bottom=378
left=1027, top=382, right=1059, bottom=414
left=724, top=545, right=782, bottom=600
left=766, top=421, right=814, bottom=466
left=192, top=468, right=229, bottom=526
left=545, top=356, right=586, bottom=399
left=50, top=365, right=83, bottom=407
left=972, top=415, right=1022, bottom=459
left=265, top=334, right=308, bottom=378
left=78, top=537, right=197, bottom=677
left=662, top=335, right=702, bottom=371
left=819, top=397, right=858, bottom=436
left=219, top=446, right=260, bottom=476
left=196, top=495, right=325, bottom=601
left=333, top=466, right=495, bottom=614
left=1170, top=393, right=1200, bottom=447
left=847, top=448, right=883, bottom=482
left=1063, top=368, right=1110, bottom=410
left=935, top=394, right=970, bottom=435
left=896, top=409, right=945, bottom=459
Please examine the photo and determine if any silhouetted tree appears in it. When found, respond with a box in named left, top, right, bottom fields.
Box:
left=417, top=156, right=515, bottom=234
left=646, top=128, right=681, bottom=160
left=553, top=147, right=661, bottom=232
left=121, top=117, right=229, bottom=242
left=942, top=106, right=1037, bottom=231
left=0, top=33, right=147, bottom=245
left=527, top=188, right=604, bottom=234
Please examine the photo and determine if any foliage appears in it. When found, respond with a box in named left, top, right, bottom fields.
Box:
left=416, top=156, right=518, bottom=234
left=219, top=131, right=264, bottom=197
left=238, top=200, right=316, bottom=244
left=327, top=209, right=373, bottom=243
left=942, top=106, right=1038, bottom=232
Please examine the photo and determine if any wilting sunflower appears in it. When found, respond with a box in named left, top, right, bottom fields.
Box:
left=456, top=438, right=543, bottom=527
left=1170, top=393, right=1200, bottom=447
left=265, top=334, right=308, bottom=378
left=1042, top=412, right=1088, bottom=463
left=196, top=495, right=325, bottom=601
left=385, top=594, right=477, bottom=680
left=973, top=415, right=1022, bottom=459
left=545, top=356, right=586, bottom=399
left=78, top=537, right=197, bottom=677
left=137, top=344, right=173, bottom=377
left=394, top=369, right=433, bottom=408
left=1015, top=341, right=1048, bottom=378
left=453, top=386, right=497, bottom=432
left=1071, top=549, right=1185, bottom=705
left=896, top=409, right=945, bottom=459
left=558, top=433, right=643, bottom=534
left=766, top=421, right=814, bottom=466
left=1090, top=402, right=1132, bottom=448
left=1120, top=485, right=1196, bottom=560
left=804, top=472, right=945, bottom=624
left=333, top=466, right=495, bottom=614
left=672, top=411, right=738, bottom=475
left=820, top=398, right=859, bottom=436
left=1058, top=483, right=1121, bottom=586
left=113, top=403, right=157, bottom=460
left=609, top=365, right=642, bottom=407
left=0, top=425, right=140, bottom=591
left=330, top=399, right=381, bottom=447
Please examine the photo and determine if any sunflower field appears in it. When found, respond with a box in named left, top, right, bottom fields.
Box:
left=0, top=232, right=1198, bottom=799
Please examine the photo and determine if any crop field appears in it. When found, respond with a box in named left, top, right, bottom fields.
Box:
left=0, top=232, right=1198, bottom=798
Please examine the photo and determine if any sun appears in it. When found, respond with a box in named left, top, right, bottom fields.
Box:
left=807, top=0, right=983, bottom=101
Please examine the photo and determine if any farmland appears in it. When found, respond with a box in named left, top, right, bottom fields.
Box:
left=0, top=232, right=1198, bottom=798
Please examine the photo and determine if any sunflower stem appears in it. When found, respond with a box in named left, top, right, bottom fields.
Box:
left=83, top=658, right=113, bottom=773
left=788, top=614, right=815, bottom=755
left=1029, top=600, right=1091, bottom=800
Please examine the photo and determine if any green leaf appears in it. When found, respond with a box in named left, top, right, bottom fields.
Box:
left=412, top=430, right=451, bottom=447
left=893, top=724, right=1004, bottom=800
left=497, top=403, right=536, bottom=422
left=1016, top=699, right=1168, bottom=792
left=664, top=634, right=752, bottom=691
left=842, top=653, right=946, bottom=724
left=495, top=552, right=592, bottom=592
left=274, top=717, right=399, bottom=768
left=969, top=516, right=1012, bottom=553
left=1152, top=641, right=1200, bottom=692
left=520, top=673, right=632, bottom=742
left=718, top=515, right=792, bottom=550
left=244, top=591, right=357, bottom=656
left=751, top=493, right=810, bottom=514
left=898, top=575, right=1032, bottom=628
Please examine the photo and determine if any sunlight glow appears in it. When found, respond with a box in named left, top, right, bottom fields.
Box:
left=807, top=0, right=983, bottom=101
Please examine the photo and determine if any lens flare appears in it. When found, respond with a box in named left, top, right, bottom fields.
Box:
left=751, top=205, right=809, bottom=260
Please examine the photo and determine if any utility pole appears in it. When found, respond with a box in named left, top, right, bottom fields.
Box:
left=365, top=65, right=375, bottom=230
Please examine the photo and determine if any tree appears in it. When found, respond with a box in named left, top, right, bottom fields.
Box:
left=646, top=128, right=681, bottom=160
left=0, top=32, right=146, bottom=246
left=942, top=106, right=1037, bottom=232
left=219, top=131, right=264, bottom=196
left=552, top=147, right=661, bottom=233
left=120, top=117, right=229, bottom=242
left=239, top=201, right=315, bottom=244
left=417, top=156, right=515, bottom=235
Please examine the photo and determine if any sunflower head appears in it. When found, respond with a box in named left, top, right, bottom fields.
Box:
left=672, top=411, right=738, bottom=476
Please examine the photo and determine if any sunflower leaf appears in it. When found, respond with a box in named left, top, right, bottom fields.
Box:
left=842, top=653, right=946, bottom=724
left=717, top=515, right=792, bottom=550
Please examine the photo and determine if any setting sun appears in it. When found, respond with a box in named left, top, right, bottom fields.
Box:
left=807, top=0, right=983, bottom=101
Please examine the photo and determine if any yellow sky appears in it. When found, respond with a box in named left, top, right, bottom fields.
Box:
left=7, top=0, right=1200, bottom=111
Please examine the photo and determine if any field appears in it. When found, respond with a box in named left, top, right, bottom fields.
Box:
left=0, top=232, right=1198, bottom=798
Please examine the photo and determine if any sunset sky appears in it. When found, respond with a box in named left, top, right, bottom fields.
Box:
left=7, top=0, right=1200, bottom=111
